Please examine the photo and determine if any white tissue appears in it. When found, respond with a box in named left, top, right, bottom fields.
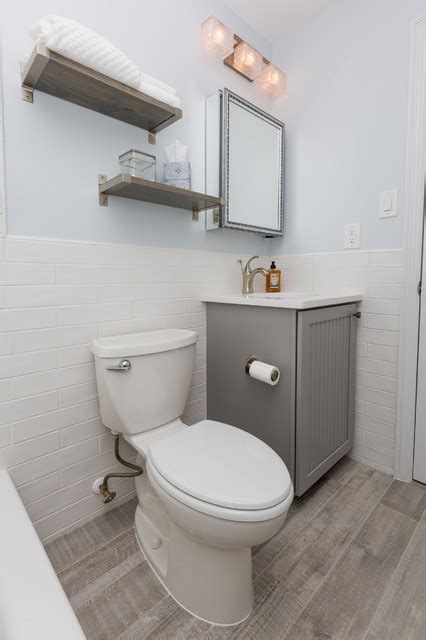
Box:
left=248, top=360, right=280, bottom=386
left=165, top=140, right=187, bottom=163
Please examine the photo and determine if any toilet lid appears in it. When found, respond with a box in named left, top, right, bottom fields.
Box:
left=148, top=420, right=292, bottom=510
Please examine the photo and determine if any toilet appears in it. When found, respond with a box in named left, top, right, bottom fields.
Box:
left=92, top=329, right=293, bottom=626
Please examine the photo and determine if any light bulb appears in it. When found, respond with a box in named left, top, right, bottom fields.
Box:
left=201, top=16, right=234, bottom=59
left=258, top=63, right=287, bottom=96
left=233, top=41, right=263, bottom=80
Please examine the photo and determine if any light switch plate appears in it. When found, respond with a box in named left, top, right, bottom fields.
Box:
left=344, top=223, right=360, bottom=249
left=379, top=189, right=398, bottom=218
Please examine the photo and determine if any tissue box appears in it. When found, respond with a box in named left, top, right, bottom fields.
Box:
left=163, top=162, right=191, bottom=190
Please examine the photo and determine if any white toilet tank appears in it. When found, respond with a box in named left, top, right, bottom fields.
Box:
left=91, top=329, right=198, bottom=435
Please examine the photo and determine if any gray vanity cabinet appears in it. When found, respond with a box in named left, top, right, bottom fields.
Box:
left=206, top=302, right=357, bottom=496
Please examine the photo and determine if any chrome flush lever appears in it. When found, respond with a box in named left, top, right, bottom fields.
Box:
left=105, top=359, right=131, bottom=372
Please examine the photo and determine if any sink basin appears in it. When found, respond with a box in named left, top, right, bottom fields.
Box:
left=249, top=292, right=320, bottom=300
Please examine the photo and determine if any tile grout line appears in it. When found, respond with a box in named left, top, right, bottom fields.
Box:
left=32, top=477, right=137, bottom=530
left=377, top=500, right=424, bottom=523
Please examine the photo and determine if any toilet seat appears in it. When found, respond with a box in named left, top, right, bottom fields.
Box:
left=147, top=420, right=293, bottom=522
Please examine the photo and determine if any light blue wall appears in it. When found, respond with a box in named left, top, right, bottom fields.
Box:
left=4, top=0, right=423, bottom=256
left=270, top=0, right=426, bottom=255
left=2, top=0, right=273, bottom=253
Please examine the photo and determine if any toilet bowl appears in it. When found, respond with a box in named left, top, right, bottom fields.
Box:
left=92, top=329, right=293, bottom=626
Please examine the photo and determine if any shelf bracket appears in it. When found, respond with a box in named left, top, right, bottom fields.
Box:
left=21, top=84, right=33, bottom=103
left=148, top=131, right=156, bottom=145
left=192, top=208, right=200, bottom=222
left=98, top=174, right=108, bottom=207
left=20, top=61, right=34, bottom=103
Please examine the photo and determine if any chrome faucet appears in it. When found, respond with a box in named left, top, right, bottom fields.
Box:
left=238, top=256, right=269, bottom=295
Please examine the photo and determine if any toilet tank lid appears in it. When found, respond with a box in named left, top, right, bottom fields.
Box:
left=91, top=329, right=198, bottom=358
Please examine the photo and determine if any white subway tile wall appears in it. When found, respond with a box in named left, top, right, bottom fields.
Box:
left=0, top=236, right=246, bottom=543
left=0, top=238, right=401, bottom=542
left=0, top=58, right=5, bottom=240
left=275, top=249, right=402, bottom=475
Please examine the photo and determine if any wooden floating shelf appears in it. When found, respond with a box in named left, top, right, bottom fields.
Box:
left=21, top=43, right=182, bottom=141
left=98, top=174, right=223, bottom=221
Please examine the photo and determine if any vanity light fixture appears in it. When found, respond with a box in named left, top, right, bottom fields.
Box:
left=201, top=16, right=235, bottom=58
left=201, top=17, right=286, bottom=95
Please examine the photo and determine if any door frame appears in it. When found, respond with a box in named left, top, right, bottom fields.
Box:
left=0, top=36, right=7, bottom=238
left=395, top=15, right=426, bottom=481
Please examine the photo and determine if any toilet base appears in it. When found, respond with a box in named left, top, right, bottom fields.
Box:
left=134, top=505, right=253, bottom=626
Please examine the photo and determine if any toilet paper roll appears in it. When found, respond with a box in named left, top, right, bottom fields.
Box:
left=247, top=360, right=280, bottom=386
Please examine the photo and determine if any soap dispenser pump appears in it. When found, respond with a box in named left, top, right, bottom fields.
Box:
left=266, top=260, right=281, bottom=293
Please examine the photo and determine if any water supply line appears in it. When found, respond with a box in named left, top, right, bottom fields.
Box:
left=100, top=433, right=143, bottom=504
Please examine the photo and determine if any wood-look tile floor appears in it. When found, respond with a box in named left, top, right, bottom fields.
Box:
left=45, top=458, right=426, bottom=640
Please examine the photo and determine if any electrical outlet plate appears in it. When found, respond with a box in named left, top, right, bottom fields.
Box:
left=344, top=223, right=360, bottom=249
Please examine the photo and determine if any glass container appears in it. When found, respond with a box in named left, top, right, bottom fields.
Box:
left=119, top=149, right=156, bottom=181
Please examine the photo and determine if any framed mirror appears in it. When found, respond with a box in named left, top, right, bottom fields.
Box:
left=222, top=89, right=284, bottom=236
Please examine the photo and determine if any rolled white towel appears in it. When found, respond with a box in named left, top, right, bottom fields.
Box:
left=140, top=73, right=176, bottom=97
left=138, top=80, right=181, bottom=109
left=29, top=15, right=142, bottom=90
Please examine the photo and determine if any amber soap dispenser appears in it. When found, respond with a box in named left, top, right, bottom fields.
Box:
left=266, top=260, right=281, bottom=293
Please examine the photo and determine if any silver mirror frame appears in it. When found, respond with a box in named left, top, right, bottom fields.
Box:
left=222, top=88, right=284, bottom=236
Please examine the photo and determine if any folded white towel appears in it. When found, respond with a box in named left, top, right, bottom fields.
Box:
left=140, top=73, right=176, bottom=97
left=30, top=15, right=142, bottom=90
left=138, top=80, right=181, bottom=109
left=29, top=15, right=181, bottom=109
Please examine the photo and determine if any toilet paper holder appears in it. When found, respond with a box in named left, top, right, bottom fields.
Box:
left=245, top=355, right=280, bottom=383
left=245, top=355, right=258, bottom=375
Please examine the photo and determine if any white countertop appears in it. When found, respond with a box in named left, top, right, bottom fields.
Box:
left=201, top=291, right=363, bottom=310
